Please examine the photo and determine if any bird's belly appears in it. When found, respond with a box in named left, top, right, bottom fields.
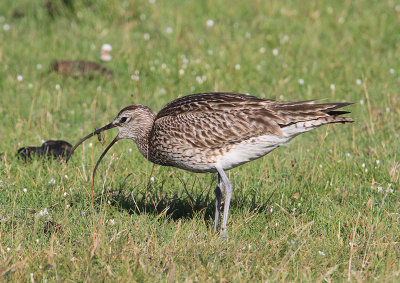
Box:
left=149, top=144, right=218, bottom=173
left=215, top=134, right=290, bottom=170
left=150, top=134, right=290, bottom=173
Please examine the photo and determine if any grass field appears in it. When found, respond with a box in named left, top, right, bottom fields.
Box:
left=0, top=0, right=399, bottom=281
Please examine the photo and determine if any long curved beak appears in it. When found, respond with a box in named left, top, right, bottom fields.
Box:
left=92, top=136, right=119, bottom=183
left=66, top=122, right=116, bottom=162
left=67, top=122, right=120, bottom=183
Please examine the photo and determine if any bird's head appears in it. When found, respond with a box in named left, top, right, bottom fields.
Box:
left=111, top=104, right=155, bottom=140
left=66, top=104, right=155, bottom=182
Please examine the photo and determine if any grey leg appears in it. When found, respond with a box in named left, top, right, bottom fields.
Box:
left=215, top=166, right=233, bottom=238
left=214, top=174, right=223, bottom=232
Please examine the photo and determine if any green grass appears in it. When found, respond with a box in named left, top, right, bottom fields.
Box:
left=0, top=0, right=399, bottom=281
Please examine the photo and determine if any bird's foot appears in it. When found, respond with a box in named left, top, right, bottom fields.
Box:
left=219, top=229, right=228, bottom=240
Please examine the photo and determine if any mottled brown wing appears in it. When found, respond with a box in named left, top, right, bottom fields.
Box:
left=154, top=93, right=283, bottom=149
left=153, top=92, right=352, bottom=149
left=153, top=108, right=282, bottom=149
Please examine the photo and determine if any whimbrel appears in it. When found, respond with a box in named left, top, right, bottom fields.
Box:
left=67, top=92, right=353, bottom=236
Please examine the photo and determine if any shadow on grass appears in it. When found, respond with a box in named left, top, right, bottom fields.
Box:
left=94, top=174, right=277, bottom=221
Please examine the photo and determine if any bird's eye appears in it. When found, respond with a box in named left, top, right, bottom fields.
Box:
left=119, top=117, right=128, bottom=123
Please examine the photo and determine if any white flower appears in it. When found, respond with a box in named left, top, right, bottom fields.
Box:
left=149, top=0, right=155, bottom=3
left=144, top=33, right=150, bottom=40
left=256, top=65, right=262, bottom=70
left=166, top=27, right=173, bottom=34
left=356, top=79, right=362, bottom=85
left=23, top=188, right=28, bottom=192
left=130, top=75, right=139, bottom=81
left=150, top=177, right=155, bottom=182
left=36, top=239, right=39, bottom=243
left=298, top=78, right=304, bottom=85
left=88, top=142, right=93, bottom=147
left=39, top=208, right=49, bottom=216
left=318, top=251, right=326, bottom=256
left=389, top=68, right=395, bottom=74
left=179, top=69, right=185, bottom=76
left=272, top=48, right=278, bottom=56
left=281, top=34, right=289, bottom=43
left=3, top=24, right=10, bottom=31
left=158, top=88, right=167, bottom=95
left=330, top=84, right=335, bottom=90
left=259, top=47, right=266, bottom=53
left=64, top=192, right=68, bottom=197
left=55, top=84, right=60, bottom=89
left=17, top=75, right=23, bottom=81
left=161, top=63, right=167, bottom=69
left=347, top=153, right=351, bottom=157
left=235, top=64, right=241, bottom=70
left=376, top=160, right=380, bottom=165
left=181, top=56, right=189, bottom=64
left=48, top=178, right=56, bottom=185
left=36, top=64, right=42, bottom=70
left=140, top=14, right=146, bottom=21
left=395, top=5, right=400, bottom=12
left=279, top=95, right=285, bottom=100
left=28, top=83, right=33, bottom=88
left=6, top=247, right=10, bottom=252
left=206, top=19, right=214, bottom=27
left=362, top=163, right=365, bottom=168
left=359, top=99, right=364, bottom=104
left=208, top=49, right=213, bottom=55
left=129, top=148, right=133, bottom=152
left=101, top=44, right=112, bottom=61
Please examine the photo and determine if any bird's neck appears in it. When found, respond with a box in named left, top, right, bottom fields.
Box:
left=133, top=113, right=156, bottom=160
